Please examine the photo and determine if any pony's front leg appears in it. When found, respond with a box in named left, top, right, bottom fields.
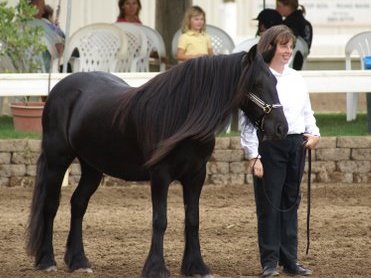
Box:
left=64, top=162, right=102, bottom=272
left=142, top=171, right=170, bottom=278
left=180, top=164, right=212, bottom=277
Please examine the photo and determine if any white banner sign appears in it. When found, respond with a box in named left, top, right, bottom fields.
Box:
left=253, top=0, right=371, bottom=26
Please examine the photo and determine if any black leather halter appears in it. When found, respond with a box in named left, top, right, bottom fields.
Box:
left=247, top=93, right=283, bottom=131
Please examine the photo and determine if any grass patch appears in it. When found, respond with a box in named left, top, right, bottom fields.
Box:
left=0, top=113, right=369, bottom=139
left=0, top=115, right=41, bottom=139
left=315, top=113, right=368, bottom=136
left=219, top=113, right=369, bottom=137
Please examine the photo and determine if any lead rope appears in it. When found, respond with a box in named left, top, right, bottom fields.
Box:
left=306, top=148, right=312, bottom=255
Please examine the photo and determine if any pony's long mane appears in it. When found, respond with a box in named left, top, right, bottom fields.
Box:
left=117, top=52, right=255, bottom=167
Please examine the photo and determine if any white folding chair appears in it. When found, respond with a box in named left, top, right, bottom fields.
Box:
left=345, top=31, right=371, bottom=121
left=171, top=24, right=235, bottom=59
left=138, top=24, right=167, bottom=72
left=114, top=22, right=148, bottom=72
left=64, top=23, right=127, bottom=72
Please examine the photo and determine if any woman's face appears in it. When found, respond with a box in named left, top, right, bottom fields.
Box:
left=123, top=0, right=139, bottom=16
left=190, top=14, right=205, bottom=32
left=271, top=39, right=293, bottom=65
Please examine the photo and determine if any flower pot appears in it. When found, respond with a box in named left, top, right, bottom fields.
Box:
left=10, top=101, right=45, bottom=133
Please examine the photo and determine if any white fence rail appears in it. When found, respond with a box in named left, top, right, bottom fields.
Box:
left=0, top=72, right=159, bottom=96
left=1, top=70, right=371, bottom=96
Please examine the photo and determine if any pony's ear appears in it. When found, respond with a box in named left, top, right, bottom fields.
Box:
left=261, top=45, right=276, bottom=64
left=242, top=44, right=258, bottom=67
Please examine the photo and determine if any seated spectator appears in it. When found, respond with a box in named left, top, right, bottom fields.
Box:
left=28, top=0, right=64, bottom=72
left=116, top=0, right=142, bottom=23
left=176, top=5, right=213, bottom=62
left=42, top=4, right=65, bottom=39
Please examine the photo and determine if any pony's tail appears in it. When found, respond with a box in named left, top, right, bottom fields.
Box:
left=25, top=151, right=48, bottom=258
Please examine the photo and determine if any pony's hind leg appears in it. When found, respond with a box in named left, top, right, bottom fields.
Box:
left=26, top=151, right=73, bottom=271
left=142, top=169, right=171, bottom=278
left=64, top=160, right=102, bottom=272
left=180, top=164, right=212, bottom=277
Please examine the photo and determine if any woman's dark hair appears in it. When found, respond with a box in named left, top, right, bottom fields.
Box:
left=276, top=0, right=306, bottom=15
left=42, top=4, right=53, bottom=20
left=257, top=25, right=296, bottom=63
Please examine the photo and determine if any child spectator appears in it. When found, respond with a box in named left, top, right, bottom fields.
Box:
left=176, top=5, right=213, bottom=62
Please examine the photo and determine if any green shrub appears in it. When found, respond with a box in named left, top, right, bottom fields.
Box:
left=0, top=0, right=46, bottom=73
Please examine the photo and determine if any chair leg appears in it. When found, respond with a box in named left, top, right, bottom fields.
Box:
left=346, top=92, right=358, bottom=121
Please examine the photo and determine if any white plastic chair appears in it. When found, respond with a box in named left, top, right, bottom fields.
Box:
left=42, top=35, right=62, bottom=73
left=64, top=23, right=127, bottom=72
left=171, top=24, right=235, bottom=59
left=138, top=24, right=167, bottom=72
left=232, top=37, right=259, bottom=53
left=115, top=22, right=149, bottom=72
left=345, top=31, right=371, bottom=121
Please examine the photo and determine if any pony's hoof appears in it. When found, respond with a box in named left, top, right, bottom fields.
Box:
left=43, top=265, right=57, bottom=272
left=192, top=275, right=214, bottom=278
left=74, top=268, right=93, bottom=273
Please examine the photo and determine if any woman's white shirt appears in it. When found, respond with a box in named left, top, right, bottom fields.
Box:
left=241, top=65, right=320, bottom=160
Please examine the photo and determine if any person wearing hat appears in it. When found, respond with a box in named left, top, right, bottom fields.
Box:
left=235, top=9, right=283, bottom=54
left=255, top=9, right=283, bottom=36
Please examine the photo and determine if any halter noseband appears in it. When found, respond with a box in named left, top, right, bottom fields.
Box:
left=247, top=93, right=283, bottom=131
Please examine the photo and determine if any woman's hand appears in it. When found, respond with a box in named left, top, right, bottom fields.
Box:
left=304, top=134, right=320, bottom=150
left=248, top=158, right=264, bottom=178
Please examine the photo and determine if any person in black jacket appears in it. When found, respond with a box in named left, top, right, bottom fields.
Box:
left=254, top=9, right=283, bottom=37
left=276, top=0, right=312, bottom=70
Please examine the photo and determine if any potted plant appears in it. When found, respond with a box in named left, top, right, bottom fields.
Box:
left=0, top=0, right=47, bottom=132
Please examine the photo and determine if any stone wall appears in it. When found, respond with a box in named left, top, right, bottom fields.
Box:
left=0, top=137, right=370, bottom=187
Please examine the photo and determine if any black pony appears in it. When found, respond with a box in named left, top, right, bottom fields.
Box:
left=26, top=49, right=287, bottom=277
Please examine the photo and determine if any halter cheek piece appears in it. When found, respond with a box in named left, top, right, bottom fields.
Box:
left=247, top=93, right=283, bottom=131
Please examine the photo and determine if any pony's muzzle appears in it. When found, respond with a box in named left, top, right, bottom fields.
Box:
left=276, top=122, right=288, bottom=139
left=261, top=121, right=288, bottom=142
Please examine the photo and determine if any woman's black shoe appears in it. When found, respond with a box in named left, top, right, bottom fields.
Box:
left=283, top=263, right=312, bottom=276
left=262, top=265, right=279, bottom=277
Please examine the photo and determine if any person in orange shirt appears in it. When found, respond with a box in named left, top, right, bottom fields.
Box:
left=176, top=6, right=213, bottom=62
left=116, top=0, right=142, bottom=24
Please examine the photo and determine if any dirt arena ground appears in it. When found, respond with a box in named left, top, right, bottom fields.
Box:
left=1, top=182, right=370, bottom=278
left=0, top=94, right=369, bottom=277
